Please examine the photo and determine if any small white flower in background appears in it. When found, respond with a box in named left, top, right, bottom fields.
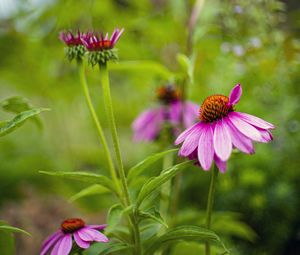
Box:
left=232, top=44, right=245, bottom=57
left=234, top=5, right=243, bottom=14
left=220, top=42, right=231, bottom=53
left=249, top=37, right=262, bottom=48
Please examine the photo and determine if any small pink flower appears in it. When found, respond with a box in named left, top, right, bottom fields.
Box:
left=81, top=28, right=124, bottom=51
left=175, top=84, right=275, bottom=173
left=40, top=218, right=108, bottom=255
left=59, top=31, right=84, bottom=46
left=132, top=85, right=198, bottom=142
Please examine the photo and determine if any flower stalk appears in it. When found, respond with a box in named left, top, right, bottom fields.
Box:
left=99, top=62, right=142, bottom=255
left=205, top=164, right=219, bottom=255
left=78, top=61, right=120, bottom=195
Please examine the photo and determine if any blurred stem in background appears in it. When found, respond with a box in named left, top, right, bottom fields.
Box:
left=99, top=63, right=142, bottom=255
left=172, top=0, right=205, bottom=216
left=78, top=61, right=121, bottom=196
left=205, top=165, right=219, bottom=255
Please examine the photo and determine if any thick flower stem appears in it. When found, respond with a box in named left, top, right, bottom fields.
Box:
left=78, top=62, right=120, bottom=195
left=205, top=164, right=219, bottom=255
left=99, top=63, right=142, bottom=255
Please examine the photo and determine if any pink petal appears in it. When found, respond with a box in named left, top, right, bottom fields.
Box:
left=258, top=128, right=273, bottom=143
left=197, top=124, right=214, bottom=170
left=214, top=155, right=227, bottom=173
left=50, top=238, right=62, bottom=255
left=74, top=232, right=90, bottom=249
left=213, top=120, right=232, bottom=161
left=88, top=224, right=107, bottom=230
left=233, top=112, right=275, bottom=130
left=229, top=83, right=242, bottom=105
left=179, top=124, right=203, bottom=156
left=225, top=118, right=254, bottom=154
left=57, top=234, right=72, bottom=255
left=228, top=113, right=262, bottom=142
left=41, top=231, right=64, bottom=255
left=78, top=229, right=93, bottom=241
left=81, top=228, right=109, bottom=243
left=175, top=122, right=201, bottom=145
left=183, top=102, right=199, bottom=128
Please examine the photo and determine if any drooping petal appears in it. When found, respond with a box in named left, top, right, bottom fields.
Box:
left=214, top=155, right=227, bottom=173
left=225, top=118, right=254, bottom=154
left=41, top=231, right=64, bottom=255
left=233, top=112, right=275, bottom=130
left=50, top=237, right=63, bottom=255
left=132, top=109, right=156, bottom=130
left=183, top=102, right=199, bottom=128
left=77, top=229, right=93, bottom=241
left=197, top=124, right=214, bottom=170
left=56, top=234, right=72, bottom=255
left=213, top=120, right=232, bottom=161
left=229, top=83, right=242, bottom=105
left=228, top=113, right=262, bottom=142
left=80, top=228, right=109, bottom=243
left=258, top=128, right=273, bottom=143
left=179, top=123, right=204, bottom=156
left=74, top=232, right=90, bottom=249
left=88, top=224, right=107, bottom=230
left=175, top=122, right=202, bottom=145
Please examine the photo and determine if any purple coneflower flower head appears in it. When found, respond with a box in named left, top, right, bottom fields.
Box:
left=175, top=84, right=275, bottom=173
left=81, top=28, right=124, bottom=66
left=59, top=30, right=86, bottom=62
left=132, top=85, right=198, bottom=142
left=40, top=218, right=108, bottom=255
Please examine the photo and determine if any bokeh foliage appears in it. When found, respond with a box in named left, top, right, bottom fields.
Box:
left=0, top=0, right=299, bottom=254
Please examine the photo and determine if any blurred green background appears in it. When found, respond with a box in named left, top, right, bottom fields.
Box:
left=0, top=0, right=299, bottom=254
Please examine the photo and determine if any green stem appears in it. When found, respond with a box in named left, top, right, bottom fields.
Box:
left=78, top=62, right=120, bottom=195
left=99, top=62, right=142, bottom=255
left=160, top=151, right=174, bottom=218
left=205, top=164, right=219, bottom=255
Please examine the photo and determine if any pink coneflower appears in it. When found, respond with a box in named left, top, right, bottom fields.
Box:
left=81, top=28, right=124, bottom=66
left=175, top=84, right=274, bottom=172
left=40, top=218, right=108, bottom=255
left=59, top=31, right=84, bottom=46
left=81, top=28, right=124, bottom=51
left=133, top=85, right=198, bottom=142
left=59, top=30, right=86, bottom=62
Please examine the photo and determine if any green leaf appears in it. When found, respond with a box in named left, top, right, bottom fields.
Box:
left=106, top=203, right=123, bottom=231
left=138, top=208, right=168, bottom=228
left=0, top=96, right=43, bottom=128
left=108, top=61, right=174, bottom=80
left=0, top=222, right=15, bottom=255
left=69, top=184, right=109, bottom=202
left=145, top=225, right=228, bottom=255
left=127, top=149, right=178, bottom=182
left=98, top=243, right=132, bottom=255
left=136, top=161, right=192, bottom=208
left=0, top=108, right=49, bottom=137
left=40, top=171, right=117, bottom=195
left=0, top=225, right=31, bottom=236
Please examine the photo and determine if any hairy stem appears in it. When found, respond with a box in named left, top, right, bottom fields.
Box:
left=78, top=62, right=120, bottom=194
left=205, top=164, right=218, bottom=255
left=99, top=63, right=142, bottom=255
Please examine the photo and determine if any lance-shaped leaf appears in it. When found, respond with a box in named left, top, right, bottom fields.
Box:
left=136, top=161, right=192, bottom=208
left=127, top=149, right=178, bottom=182
left=138, top=208, right=168, bottom=228
left=145, top=225, right=228, bottom=255
left=40, top=171, right=117, bottom=195
left=99, top=243, right=132, bottom=255
left=0, top=96, right=42, bottom=128
left=0, top=225, right=31, bottom=236
left=69, top=184, right=109, bottom=202
left=0, top=108, right=49, bottom=137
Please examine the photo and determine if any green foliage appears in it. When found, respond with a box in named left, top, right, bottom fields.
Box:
left=0, top=108, right=48, bottom=137
left=136, top=161, right=193, bottom=208
left=0, top=221, right=30, bottom=255
left=145, top=225, right=227, bottom=255
left=39, top=171, right=118, bottom=195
